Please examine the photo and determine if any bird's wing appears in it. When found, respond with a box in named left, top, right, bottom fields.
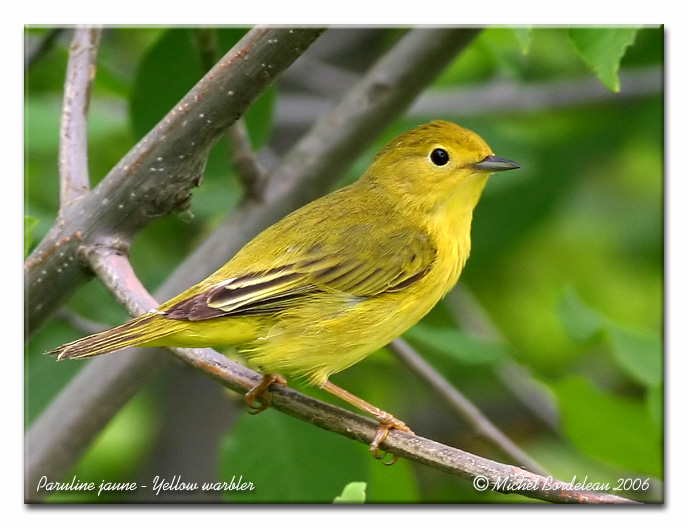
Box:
left=163, top=226, right=436, bottom=321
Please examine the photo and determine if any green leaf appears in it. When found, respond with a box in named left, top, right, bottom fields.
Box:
left=130, top=28, right=274, bottom=147
left=568, top=27, right=639, bottom=92
left=511, top=27, right=533, bottom=54
left=405, top=324, right=510, bottom=365
left=607, top=324, right=663, bottom=387
left=333, top=481, right=367, bottom=503
left=220, top=411, right=363, bottom=502
left=558, top=288, right=662, bottom=387
left=551, top=376, right=661, bottom=477
left=558, top=286, right=606, bottom=343
left=24, top=217, right=38, bottom=258
left=130, top=28, right=200, bottom=141
left=219, top=411, right=369, bottom=502
left=219, top=399, right=420, bottom=503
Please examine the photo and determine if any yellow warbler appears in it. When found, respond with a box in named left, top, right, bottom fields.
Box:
left=49, top=121, right=519, bottom=457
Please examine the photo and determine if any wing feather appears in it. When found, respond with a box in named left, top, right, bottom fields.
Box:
left=163, top=227, right=436, bottom=322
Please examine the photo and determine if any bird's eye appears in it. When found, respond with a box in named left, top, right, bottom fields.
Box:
left=430, top=148, right=449, bottom=166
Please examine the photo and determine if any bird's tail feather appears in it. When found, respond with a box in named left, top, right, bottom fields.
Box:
left=47, top=311, right=179, bottom=360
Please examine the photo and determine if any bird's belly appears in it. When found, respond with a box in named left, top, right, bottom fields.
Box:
left=241, top=284, right=448, bottom=386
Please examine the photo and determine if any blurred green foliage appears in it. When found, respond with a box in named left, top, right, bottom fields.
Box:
left=568, top=27, right=639, bottom=92
left=333, top=481, right=367, bottom=504
left=25, top=26, right=663, bottom=503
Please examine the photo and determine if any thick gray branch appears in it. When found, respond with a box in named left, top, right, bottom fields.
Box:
left=25, top=26, right=325, bottom=337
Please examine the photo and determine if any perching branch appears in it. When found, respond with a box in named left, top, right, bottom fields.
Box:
left=179, top=345, right=639, bottom=504
left=186, top=351, right=640, bottom=504
left=28, top=247, right=637, bottom=504
left=389, top=338, right=549, bottom=476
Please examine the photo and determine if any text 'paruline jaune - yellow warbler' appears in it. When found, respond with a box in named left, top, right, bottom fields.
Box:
left=49, top=121, right=519, bottom=459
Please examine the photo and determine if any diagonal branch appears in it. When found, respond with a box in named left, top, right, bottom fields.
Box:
left=444, top=285, right=560, bottom=430
left=389, top=338, right=549, bottom=476
left=193, top=27, right=267, bottom=197
left=25, top=26, right=326, bottom=337
left=174, top=345, right=639, bottom=504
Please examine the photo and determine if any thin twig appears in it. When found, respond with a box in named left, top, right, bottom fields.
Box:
left=55, top=309, right=108, bottom=335
left=58, top=26, right=101, bottom=210
left=444, top=285, right=560, bottom=430
left=389, top=338, right=549, bottom=476
left=227, top=119, right=266, bottom=197
left=24, top=27, right=64, bottom=71
left=276, top=65, right=663, bottom=126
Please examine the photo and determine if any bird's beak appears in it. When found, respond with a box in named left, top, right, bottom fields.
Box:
left=472, top=155, right=520, bottom=172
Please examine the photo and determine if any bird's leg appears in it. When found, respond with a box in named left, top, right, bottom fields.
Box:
left=245, top=373, right=287, bottom=414
left=321, top=380, right=414, bottom=465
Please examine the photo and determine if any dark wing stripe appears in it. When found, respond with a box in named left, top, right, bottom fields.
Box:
left=384, top=269, right=428, bottom=292
left=332, top=265, right=392, bottom=295
left=207, top=272, right=305, bottom=310
left=164, top=232, right=437, bottom=322
left=228, top=291, right=310, bottom=315
left=164, top=290, right=226, bottom=321
left=312, top=261, right=368, bottom=289
left=310, top=261, right=361, bottom=282
left=222, top=265, right=294, bottom=289
left=164, top=270, right=312, bottom=321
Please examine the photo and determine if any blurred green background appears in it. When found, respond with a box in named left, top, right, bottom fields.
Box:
left=25, top=26, right=663, bottom=503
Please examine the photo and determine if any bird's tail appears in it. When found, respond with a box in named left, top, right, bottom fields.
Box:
left=47, top=311, right=180, bottom=360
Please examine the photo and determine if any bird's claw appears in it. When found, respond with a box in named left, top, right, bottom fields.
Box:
left=369, top=420, right=413, bottom=466
left=245, top=374, right=287, bottom=414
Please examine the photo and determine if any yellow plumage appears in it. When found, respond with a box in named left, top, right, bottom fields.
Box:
left=49, top=121, right=519, bottom=455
